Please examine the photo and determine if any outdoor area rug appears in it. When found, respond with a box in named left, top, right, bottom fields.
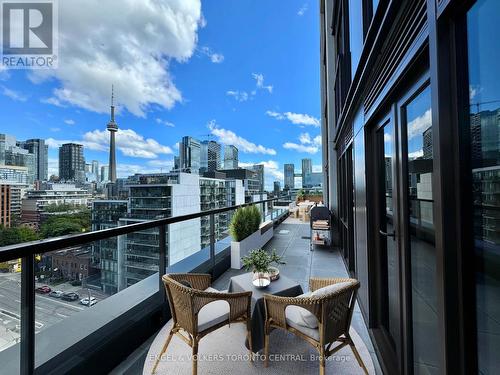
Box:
left=143, top=319, right=375, bottom=374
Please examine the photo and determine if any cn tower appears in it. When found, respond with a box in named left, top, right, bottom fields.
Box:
left=107, top=86, right=118, bottom=183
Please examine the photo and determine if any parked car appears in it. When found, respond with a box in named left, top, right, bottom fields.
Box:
left=80, top=297, right=97, bottom=306
left=35, top=286, right=51, bottom=294
left=49, top=290, right=64, bottom=298
left=61, top=292, right=79, bottom=301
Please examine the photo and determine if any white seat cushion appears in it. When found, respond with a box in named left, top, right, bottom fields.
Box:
left=311, top=281, right=354, bottom=298
left=285, top=305, right=320, bottom=341
left=284, top=292, right=319, bottom=329
left=198, top=299, right=230, bottom=332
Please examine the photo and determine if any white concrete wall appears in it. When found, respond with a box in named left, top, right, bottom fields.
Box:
left=168, top=173, right=201, bottom=265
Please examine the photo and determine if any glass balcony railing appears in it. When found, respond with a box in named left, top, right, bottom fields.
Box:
left=0, top=198, right=286, bottom=374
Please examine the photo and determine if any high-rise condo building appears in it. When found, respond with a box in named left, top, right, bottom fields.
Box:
left=0, top=134, right=36, bottom=184
left=301, top=158, right=312, bottom=183
left=0, top=183, right=23, bottom=227
left=284, top=163, right=295, bottom=189
left=223, top=145, right=238, bottom=170
left=59, top=143, right=85, bottom=182
left=18, top=139, right=48, bottom=181
left=101, top=165, right=109, bottom=182
left=251, top=164, right=265, bottom=192
left=200, top=140, right=221, bottom=173
left=179, top=136, right=201, bottom=173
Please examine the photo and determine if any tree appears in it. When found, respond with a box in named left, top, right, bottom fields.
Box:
left=0, top=226, right=39, bottom=246
left=39, top=207, right=91, bottom=238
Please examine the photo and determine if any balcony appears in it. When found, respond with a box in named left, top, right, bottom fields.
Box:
left=0, top=200, right=379, bottom=374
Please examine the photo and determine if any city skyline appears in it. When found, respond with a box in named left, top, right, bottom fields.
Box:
left=0, top=0, right=322, bottom=191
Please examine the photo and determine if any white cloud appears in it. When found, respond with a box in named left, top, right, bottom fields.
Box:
left=297, top=3, right=308, bottom=16
left=199, top=14, right=207, bottom=28
left=50, top=127, right=61, bottom=132
left=282, top=132, right=321, bottom=154
left=208, top=120, right=276, bottom=155
left=283, top=142, right=318, bottom=154
left=116, top=163, right=167, bottom=177
left=64, top=119, right=75, bottom=125
left=227, top=73, right=273, bottom=102
left=252, top=73, right=273, bottom=93
left=226, top=90, right=249, bottom=102
left=46, top=128, right=173, bottom=159
left=408, top=149, right=424, bottom=160
left=156, top=118, right=175, bottom=127
left=407, top=109, right=431, bottom=140
left=29, top=0, right=203, bottom=117
left=1, top=86, right=27, bottom=101
left=267, top=110, right=320, bottom=127
left=210, top=54, right=224, bottom=63
left=41, top=97, right=66, bottom=107
left=199, top=46, right=224, bottom=63
left=313, top=164, right=322, bottom=173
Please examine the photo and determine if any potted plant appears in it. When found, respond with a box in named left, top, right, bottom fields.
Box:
left=230, top=205, right=262, bottom=269
left=241, top=249, right=285, bottom=288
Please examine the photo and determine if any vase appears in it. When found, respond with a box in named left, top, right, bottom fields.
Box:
left=252, top=271, right=271, bottom=288
left=268, top=266, right=280, bottom=281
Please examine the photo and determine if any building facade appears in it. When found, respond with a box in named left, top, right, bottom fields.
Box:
left=91, top=200, right=129, bottom=295
left=301, top=158, right=312, bottom=184
left=200, top=140, right=221, bottom=173
left=51, top=247, right=94, bottom=281
left=0, top=165, right=29, bottom=184
left=21, top=184, right=91, bottom=225
left=251, top=164, right=265, bottom=192
left=320, top=1, right=499, bottom=374
left=179, top=136, right=201, bottom=174
left=273, top=181, right=280, bottom=196
left=18, top=139, right=48, bottom=181
left=223, top=145, right=238, bottom=169
left=0, top=134, right=37, bottom=184
left=59, top=143, right=85, bottom=182
left=284, top=163, right=295, bottom=189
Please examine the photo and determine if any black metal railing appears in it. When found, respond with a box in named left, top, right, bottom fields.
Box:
left=0, top=197, right=283, bottom=375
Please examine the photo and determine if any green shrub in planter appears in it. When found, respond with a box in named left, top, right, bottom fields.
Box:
left=229, top=205, right=261, bottom=242
left=241, top=249, right=285, bottom=273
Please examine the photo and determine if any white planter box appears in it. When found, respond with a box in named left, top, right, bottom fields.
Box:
left=231, top=221, right=274, bottom=269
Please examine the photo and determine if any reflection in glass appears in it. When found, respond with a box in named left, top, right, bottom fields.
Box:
left=348, top=0, right=364, bottom=78
left=467, top=0, right=500, bottom=372
left=380, top=122, right=399, bottom=347
left=405, top=86, right=439, bottom=374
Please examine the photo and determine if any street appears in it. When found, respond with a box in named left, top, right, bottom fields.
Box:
left=0, top=272, right=109, bottom=351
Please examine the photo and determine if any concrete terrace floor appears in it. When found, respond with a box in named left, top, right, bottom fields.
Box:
left=213, top=216, right=383, bottom=375
left=112, top=217, right=384, bottom=374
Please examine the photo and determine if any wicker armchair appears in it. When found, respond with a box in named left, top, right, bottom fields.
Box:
left=151, top=273, right=253, bottom=375
left=263, top=277, right=368, bottom=375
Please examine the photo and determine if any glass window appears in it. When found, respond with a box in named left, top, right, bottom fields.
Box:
left=405, top=86, right=440, bottom=374
left=348, top=0, right=364, bottom=78
left=467, top=0, right=500, bottom=372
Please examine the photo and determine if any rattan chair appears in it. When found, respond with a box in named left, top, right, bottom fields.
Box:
left=151, top=273, right=253, bottom=375
left=263, top=277, right=368, bottom=375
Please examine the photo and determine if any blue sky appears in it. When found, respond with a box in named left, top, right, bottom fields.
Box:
left=0, top=0, right=321, bottom=190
